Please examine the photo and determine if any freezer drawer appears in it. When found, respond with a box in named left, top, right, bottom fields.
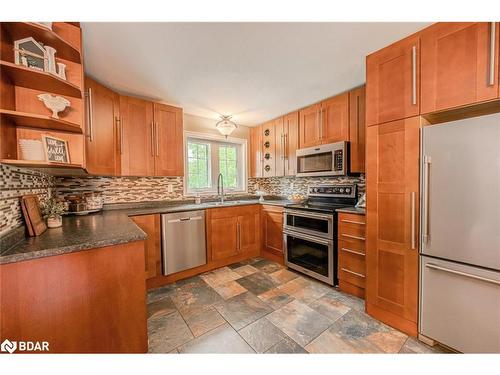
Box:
left=420, top=256, right=500, bottom=353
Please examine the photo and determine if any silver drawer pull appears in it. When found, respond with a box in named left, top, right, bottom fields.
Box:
left=340, top=219, right=365, bottom=225
left=341, top=268, right=365, bottom=278
left=341, top=233, right=366, bottom=241
left=426, top=263, right=500, bottom=286
left=489, top=22, right=496, bottom=86
left=411, top=45, right=417, bottom=105
left=340, top=248, right=365, bottom=256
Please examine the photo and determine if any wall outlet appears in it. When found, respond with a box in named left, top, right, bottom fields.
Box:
left=167, top=184, right=174, bottom=193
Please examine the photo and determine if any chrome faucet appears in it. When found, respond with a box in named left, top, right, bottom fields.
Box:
left=217, top=173, right=225, bottom=203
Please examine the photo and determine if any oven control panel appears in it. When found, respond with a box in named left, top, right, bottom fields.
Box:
left=308, top=184, right=356, bottom=198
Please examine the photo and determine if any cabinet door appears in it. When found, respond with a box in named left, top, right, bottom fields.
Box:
left=349, top=86, right=366, bottom=173
left=365, top=117, right=420, bottom=336
left=421, top=22, right=499, bottom=113
left=237, top=206, right=261, bottom=255
left=131, top=214, right=161, bottom=279
left=274, top=117, right=285, bottom=177
left=366, top=35, right=420, bottom=126
left=283, top=111, right=299, bottom=176
left=85, top=77, right=120, bottom=175
left=261, top=205, right=284, bottom=255
left=119, top=96, right=154, bottom=176
left=299, top=103, right=321, bottom=148
left=321, top=93, right=349, bottom=144
left=208, top=210, right=238, bottom=261
left=153, top=103, right=183, bottom=176
left=262, top=121, right=276, bottom=177
left=249, top=125, right=263, bottom=178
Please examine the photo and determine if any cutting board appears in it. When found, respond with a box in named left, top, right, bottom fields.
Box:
left=20, top=195, right=47, bottom=236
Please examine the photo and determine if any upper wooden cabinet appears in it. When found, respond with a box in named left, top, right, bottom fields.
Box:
left=119, top=95, right=155, bottom=176
left=131, top=214, right=161, bottom=280
left=84, top=77, right=120, bottom=176
left=349, top=86, right=366, bottom=173
left=421, top=22, right=500, bottom=113
left=273, top=117, right=285, bottom=177
left=153, top=103, right=183, bottom=176
left=283, top=111, right=299, bottom=176
left=249, top=125, right=263, bottom=178
left=365, top=116, right=420, bottom=336
left=262, top=120, right=276, bottom=177
left=299, top=103, right=321, bottom=148
left=366, top=35, right=420, bottom=126
left=320, top=92, right=349, bottom=144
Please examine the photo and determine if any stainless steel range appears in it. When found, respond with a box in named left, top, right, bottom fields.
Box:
left=283, top=184, right=357, bottom=285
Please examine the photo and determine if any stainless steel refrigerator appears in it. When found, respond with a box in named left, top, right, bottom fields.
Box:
left=419, top=112, right=500, bottom=353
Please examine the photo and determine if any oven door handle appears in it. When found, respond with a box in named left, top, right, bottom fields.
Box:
left=284, top=209, right=333, bottom=221
left=283, top=230, right=332, bottom=246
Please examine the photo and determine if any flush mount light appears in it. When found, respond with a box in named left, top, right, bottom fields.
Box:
left=215, top=115, right=237, bottom=138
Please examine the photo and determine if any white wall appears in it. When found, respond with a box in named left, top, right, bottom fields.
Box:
left=183, top=113, right=250, bottom=141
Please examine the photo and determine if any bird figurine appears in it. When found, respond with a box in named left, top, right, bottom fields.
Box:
left=37, top=93, right=70, bottom=119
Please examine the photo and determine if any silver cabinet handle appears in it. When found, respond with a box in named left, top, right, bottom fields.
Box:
left=426, top=263, right=500, bottom=286
left=340, top=247, right=365, bottom=257
left=340, top=219, right=366, bottom=225
left=150, top=122, right=155, bottom=156
left=341, top=268, right=365, bottom=278
left=155, top=122, right=160, bottom=156
left=319, top=108, right=324, bottom=140
left=411, top=191, right=416, bottom=250
left=236, top=222, right=241, bottom=251
left=281, top=133, right=285, bottom=160
left=284, top=133, right=288, bottom=160
left=411, top=45, right=417, bottom=105
left=423, top=155, right=431, bottom=244
left=489, top=22, right=496, bottom=86
left=120, top=116, right=124, bottom=154
left=115, top=116, right=122, bottom=154
left=86, top=87, right=94, bottom=141
left=341, top=233, right=366, bottom=241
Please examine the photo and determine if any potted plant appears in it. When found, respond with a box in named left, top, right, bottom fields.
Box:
left=40, top=197, right=67, bottom=228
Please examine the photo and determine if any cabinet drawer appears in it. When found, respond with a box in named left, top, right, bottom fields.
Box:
left=338, top=250, right=366, bottom=288
left=338, top=239, right=365, bottom=255
left=338, top=223, right=366, bottom=242
left=338, top=212, right=366, bottom=225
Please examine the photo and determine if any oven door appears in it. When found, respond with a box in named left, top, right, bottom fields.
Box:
left=284, top=230, right=335, bottom=285
left=283, top=209, right=333, bottom=239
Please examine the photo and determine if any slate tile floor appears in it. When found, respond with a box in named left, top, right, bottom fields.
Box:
left=147, top=258, right=449, bottom=354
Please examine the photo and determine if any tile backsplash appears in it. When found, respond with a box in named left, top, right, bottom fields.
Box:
left=0, top=164, right=55, bottom=237
left=248, top=174, right=365, bottom=200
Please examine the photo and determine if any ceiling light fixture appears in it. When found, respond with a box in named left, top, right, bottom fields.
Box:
left=215, top=115, right=237, bottom=138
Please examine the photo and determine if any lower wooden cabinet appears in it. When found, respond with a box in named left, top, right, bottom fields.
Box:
left=365, top=116, right=420, bottom=336
left=207, top=205, right=261, bottom=262
left=131, top=214, right=161, bottom=279
left=261, top=205, right=284, bottom=260
left=337, top=212, right=366, bottom=298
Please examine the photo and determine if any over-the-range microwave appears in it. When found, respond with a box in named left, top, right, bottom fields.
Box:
left=295, top=141, right=349, bottom=177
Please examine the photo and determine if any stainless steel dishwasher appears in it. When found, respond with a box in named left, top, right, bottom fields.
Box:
left=161, top=210, right=207, bottom=275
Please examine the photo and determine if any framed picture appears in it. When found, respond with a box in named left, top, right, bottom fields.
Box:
left=42, top=135, right=70, bottom=164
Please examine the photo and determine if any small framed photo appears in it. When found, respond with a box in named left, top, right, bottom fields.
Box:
left=42, top=135, right=70, bottom=164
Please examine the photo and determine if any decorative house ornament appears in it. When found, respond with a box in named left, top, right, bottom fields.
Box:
left=215, top=115, right=238, bottom=137
left=14, top=37, right=48, bottom=71
left=37, top=93, right=70, bottom=119
left=33, top=22, right=53, bottom=30
left=42, top=134, right=70, bottom=164
left=56, top=62, right=67, bottom=80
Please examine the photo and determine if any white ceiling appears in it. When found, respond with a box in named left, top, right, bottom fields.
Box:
left=82, top=22, right=430, bottom=126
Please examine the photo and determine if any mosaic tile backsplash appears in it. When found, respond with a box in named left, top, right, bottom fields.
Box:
left=0, top=164, right=55, bottom=237
left=248, top=174, right=365, bottom=200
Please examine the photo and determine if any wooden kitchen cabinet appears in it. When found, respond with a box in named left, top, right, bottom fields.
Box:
left=283, top=111, right=299, bottom=176
left=84, top=77, right=120, bottom=176
left=131, top=214, right=161, bottom=279
left=153, top=103, right=183, bottom=176
left=119, top=95, right=154, bottom=176
left=250, top=125, right=263, bottom=178
left=274, top=117, right=285, bottom=177
left=262, top=120, right=276, bottom=177
left=299, top=103, right=321, bottom=148
left=349, top=86, right=366, bottom=173
left=365, top=116, right=420, bottom=336
left=366, top=35, right=420, bottom=126
left=421, top=22, right=499, bottom=114
left=207, top=205, right=261, bottom=262
left=320, top=92, right=349, bottom=144
left=337, top=212, right=366, bottom=298
left=261, top=205, right=284, bottom=258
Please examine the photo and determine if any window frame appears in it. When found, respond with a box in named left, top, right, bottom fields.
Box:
left=184, top=131, right=247, bottom=196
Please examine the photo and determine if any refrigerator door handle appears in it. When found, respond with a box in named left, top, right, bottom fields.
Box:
left=426, top=263, right=500, bottom=286
left=423, top=155, right=431, bottom=244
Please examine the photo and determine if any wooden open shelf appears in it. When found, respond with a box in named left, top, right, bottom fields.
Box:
left=0, top=61, right=83, bottom=98
left=2, top=22, right=81, bottom=63
left=1, top=109, right=82, bottom=134
left=1, top=159, right=83, bottom=169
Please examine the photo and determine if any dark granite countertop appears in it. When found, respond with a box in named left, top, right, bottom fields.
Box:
left=336, top=206, right=366, bottom=215
left=0, top=198, right=290, bottom=265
